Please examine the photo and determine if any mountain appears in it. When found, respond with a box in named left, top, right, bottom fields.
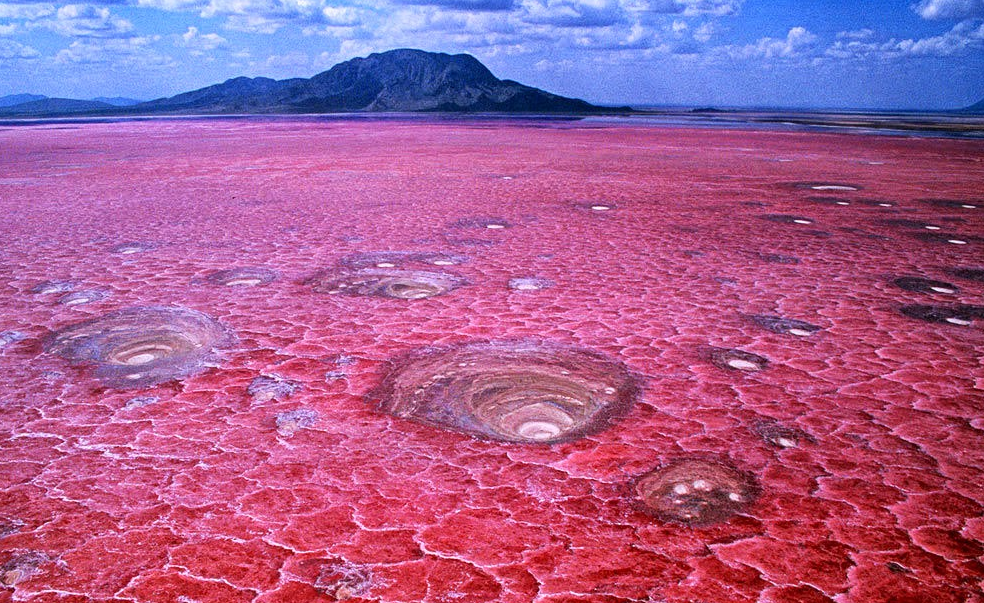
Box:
left=959, top=97, right=984, bottom=113
left=0, top=49, right=615, bottom=117
left=0, top=93, right=47, bottom=108
left=93, top=96, right=143, bottom=106
left=0, top=98, right=114, bottom=115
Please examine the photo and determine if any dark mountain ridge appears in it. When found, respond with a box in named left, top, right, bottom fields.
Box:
left=0, top=49, right=616, bottom=117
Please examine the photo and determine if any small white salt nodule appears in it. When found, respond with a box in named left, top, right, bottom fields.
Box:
left=878, top=203, right=893, bottom=207
left=486, top=224, right=506, bottom=229
left=727, top=358, right=760, bottom=371
left=925, top=225, right=941, bottom=230
left=961, top=204, right=977, bottom=209
left=811, top=185, right=857, bottom=191
left=930, top=287, right=955, bottom=294
left=835, top=201, right=850, bottom=206
left=776, top=436, right=798, bottom=448
left=945, top=317, right=972, bottom=326
left=692, top=479, right=712, bottom=491
left=728, top=492, right=743, bottom=502
left=673, top=483, right=690, bottom=495
left=590, top=205, right=612, bottom=211
left=948, top=239, right=968, bottom=245
left=376, top=262, right=396, bottom=268
left=788, top=328, right=814, bottom=337
left=793, top=219, right=812, bottom=224
left=225, top=278, right=262, bottom=286
left=432, top=260, right=454, bottom=266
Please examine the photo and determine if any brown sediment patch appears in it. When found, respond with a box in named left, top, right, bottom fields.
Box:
left=892, top=277, right=959, bottom=294
left=899, top=304, right=984, bottom=326
left=338, top=251, right=468, bottom=270
left=371, top=340, right=640, bottom=444
left=43, top=306, right=234, bottom=388
left=58, top=289, right=111, bottom=306
left=1, top=551, right=52, bottom=587
left=203, top=267, right=279, bottom=287
left=634, top=458, right=760, bottom=526
left=749, top=315, right=822, bottom=337
left=307, top=268, right=466, bottom=299
left=948, top=267, right=984, bottom=283
left=707, top=347, right=769, bottom=372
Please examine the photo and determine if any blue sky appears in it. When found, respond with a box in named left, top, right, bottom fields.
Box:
left=1, top=0, right=982, bottom=109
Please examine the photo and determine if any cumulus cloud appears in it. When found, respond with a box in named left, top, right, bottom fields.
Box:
left=721, top=26, right=817, bottom=59
left=39, top=4, right=134, bottom=37
left=54, top=35, right=173, bottom=66
left=520, top=0, right=626, bottom=28
left=647, top=0, right=741, bottom=16
left=912, top=0, right=984, bottom=20
left=393, top=0, right=515, bottom=11
left=0, top=38, right=39, bottom=57
left=827, top=19, right=984, bottom=58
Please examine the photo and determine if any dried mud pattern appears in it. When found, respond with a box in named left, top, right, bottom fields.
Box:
left=749, top=314, right=822, bottom=336
left=635, top=458, right=760, bottom=526
left=373, top=340, right=639, bottom=444
left=899, top=304, right=984, bottom=326
left=43, top=305, right=234, bottom=388
left=707, top=347, right=769, bottom=372
left=307, top=268, right=467, bottom=299
left=203, top=267, right=279, bottom=287
left=892, top=277, right=959, bottom=294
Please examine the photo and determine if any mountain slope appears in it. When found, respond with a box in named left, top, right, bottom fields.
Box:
left=0, top=98, right=114, bottom=115
left=960, top=97, right=984, bottom=113
left=0, top=93, right=47, bottom=108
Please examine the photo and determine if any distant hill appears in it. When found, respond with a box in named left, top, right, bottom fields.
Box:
left=93, top=97, right=143, bottom=107
left=0, top=49, right=617, bottom=117
left=0, top=93, right=46, bottom=108
left=0, top=98, right=114, bottom=115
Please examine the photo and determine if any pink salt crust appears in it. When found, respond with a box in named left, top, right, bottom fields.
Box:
left=0, top=118, right=982, bottom=603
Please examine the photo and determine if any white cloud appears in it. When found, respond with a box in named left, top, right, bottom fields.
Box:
left=0, top=3, right=55, bottom=19
left=177, top=25, right=227, bottom=53
left=520, top=0, right=626, bottom=27
left=912, top=0, right=984, bottom=20
left=39, top=4, right=133, bottom=37
left=827, top=19, right=984, bottom=58
left=644, top=0, right=740, bottom=15
left=0, top=38, right=39, bottom=58
left=721, top=26, right=817, bottom=59
left=54, top=35, right=174, bottom=66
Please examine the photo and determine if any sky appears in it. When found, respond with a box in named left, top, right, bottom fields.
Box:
left=1, top=0, right=983, bottom=109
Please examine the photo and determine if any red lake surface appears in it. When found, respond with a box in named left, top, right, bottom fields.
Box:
left=1, top=118, right=983, bottom=603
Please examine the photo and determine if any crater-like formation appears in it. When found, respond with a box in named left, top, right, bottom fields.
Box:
left=338, top=251, right=467, bottom=270
left=749, top=315, right=822, bottom=336
left=707, top=347, right=769, bottom=372
left=43, top=306, right=234, bottom=388
left=508, top=277, right=552, bottom=291
left=761, top=214, right=815, bottom=225
left=892, top=277, right=959, bottom=294
left=449, top=216, right=511, bottom=230
left=31, top=280, right=77, bottom=295
left=248, top=374, right=302, bottom=402
left=372, top=340, right=639, bottom=444
left=792, top=182, right=861, bottom=192
left=203, top=267, right=279, bottom=287
left=635, top=458, right=759, bottom=525
left=308, top=268, right=467, bottom=299
left=920, top=198, right=980, bottom=210
left=899, top=304, right=984, bottom=326
left=58, top=289, right=111, bottom=306
left=111, top=241, right=155, bottom=255
left=754, top=420, right=814, bottom=449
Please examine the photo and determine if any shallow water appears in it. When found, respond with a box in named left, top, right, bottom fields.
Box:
left=1, top=118, right=982, bottom=602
